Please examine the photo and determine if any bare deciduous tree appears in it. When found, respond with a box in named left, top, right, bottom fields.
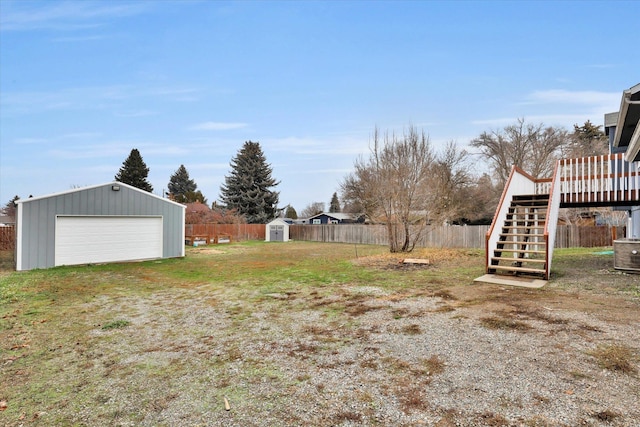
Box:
left=342, top=126, right=471, bottom=253
left=470, top=118, right=568, bottom=186
left=300, top=202, right=325, bottom=219
left=429, top=141, right=474, bottom=224
left=463, top=173, right=500, bottom=224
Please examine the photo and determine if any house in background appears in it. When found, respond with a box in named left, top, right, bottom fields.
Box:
left=304, top=212, right=357, bottom=225
left=15, top=182, right=185, bottom=271
left=0, top=215, right=14, bottom=226
left=477, top=83, right=640, bottom=285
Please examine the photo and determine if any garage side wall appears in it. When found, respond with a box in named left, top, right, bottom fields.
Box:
left=17, top=184, right=185, bottom=270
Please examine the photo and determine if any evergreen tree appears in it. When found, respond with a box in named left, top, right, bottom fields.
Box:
left=2, top=195, right=19, bottom=218
left=220, top=141, right=279, bottom=223
left=329, top=192, right=341, bottom=213
left=115, top=149, right=153, bottom=192
left=183, top=190, right=207, bottom=204
left=566, top=120, right=608, bottom=157
left=168, top=164, right=198, bottom=202
left=284, top=205, right=298, bottom=219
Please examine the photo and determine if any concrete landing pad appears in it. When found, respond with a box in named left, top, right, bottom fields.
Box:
left=474, top=274, right=547, bottom=288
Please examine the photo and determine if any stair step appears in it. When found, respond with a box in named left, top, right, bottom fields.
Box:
left=507, top=211, right=547, bottom=215
left=506, top=213, right=547, bottom=221
left=499, top=233, right=545, bottom=238
left=497, top=241, right=547, bottom=247
left=512, top=194, right=549, bottom=200
left=491, top=257, right=546, bottom=264
left=495, top=249, right=546, bottom=255
left=503, top=219, right=546, bottom=224
left=506, top=210, right=546, bottom=215
left=501, top=225, right=545, bottom=230
left=510, top=203, right=549, bottom=208
left=511, top=195, right=550, bottom=204
left=489, top=265, right=546, bottom=274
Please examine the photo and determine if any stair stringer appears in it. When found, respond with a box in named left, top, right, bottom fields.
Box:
left=485, top=166, right=538, bottom=275
left=542, top=162, right=562, bottom=280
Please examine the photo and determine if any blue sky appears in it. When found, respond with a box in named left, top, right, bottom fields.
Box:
left=1, top=0, right=638, bottom=213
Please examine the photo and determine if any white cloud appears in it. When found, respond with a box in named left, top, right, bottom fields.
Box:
left=471, top=114, right=601, bottom=129
left=587, top=64, right=618, bottom=69
left=186, top=163, right=230, bottom=171
left=1, top=84, right=199, bottom=116
left=13, top=132, right=102, bottom=145
left=470, top=117, right=530, bottom=127
left=51, top=34, right=111, bottom=42
left=523, top=89, right=619, bottom=107
left=472, top=88, right=622, bottom=130
left=262, top=135, right=369, bottom=156
left=14, top=137, right=50, bottom=145
left=115, top=110, right=158, bottom=118
left=188, top=122, right=248, bottom=131
left=0, top=1, right=148, bottom=32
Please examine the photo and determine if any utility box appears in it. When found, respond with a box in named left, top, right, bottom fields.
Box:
left=614, top=239, right=640, bottom=273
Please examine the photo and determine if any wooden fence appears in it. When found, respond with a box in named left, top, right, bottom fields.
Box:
left=289, top=224, right=625, bottom=249
left=0, top=224, right=623, bottom=253
left=0, top=226, right=14, bottom=251
left=185, top=223, right=265, bottom=244
left=554, top=225, right=624, bottom=248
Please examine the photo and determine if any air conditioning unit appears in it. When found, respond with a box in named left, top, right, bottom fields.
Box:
left=614, top=239, right=640, bottom=272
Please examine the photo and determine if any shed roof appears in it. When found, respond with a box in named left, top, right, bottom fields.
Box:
left=267, top=218, right=291, bottom=225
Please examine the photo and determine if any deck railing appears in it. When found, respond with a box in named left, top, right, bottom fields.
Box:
left=540, top=154, right=639, bottom=204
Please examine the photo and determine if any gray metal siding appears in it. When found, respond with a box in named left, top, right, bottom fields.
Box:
left=18, top=183, right=184, bottom=270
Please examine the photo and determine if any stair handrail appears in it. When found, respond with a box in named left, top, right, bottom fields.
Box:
left=485, top=166, right=538, bottom=273
left=543, top=161, right=562, bottom=280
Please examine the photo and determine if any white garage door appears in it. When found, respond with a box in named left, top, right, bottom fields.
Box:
left=55, top=216, right=163, bottom=266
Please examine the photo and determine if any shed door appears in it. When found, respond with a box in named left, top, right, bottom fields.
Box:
left=55, top=216, right=163, bottom=266
left=270, top=225, right=284, bottom=242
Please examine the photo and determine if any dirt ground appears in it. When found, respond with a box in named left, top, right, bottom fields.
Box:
left=2, top=245, right=639, bottom=426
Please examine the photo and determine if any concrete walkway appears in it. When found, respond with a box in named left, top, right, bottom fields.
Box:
left=474, top=274, right=547, bottom=289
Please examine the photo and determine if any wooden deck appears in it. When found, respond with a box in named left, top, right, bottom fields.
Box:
left=555, top=154, right=639, bottom=207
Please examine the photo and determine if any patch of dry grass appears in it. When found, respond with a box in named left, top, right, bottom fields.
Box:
left=588, top=344, right=637, bottom=374
left=479, top=315, right=532, bottom=331
left=432, top=289, right=458, bottom=300
left=478, top=412, right=510, bottom=426
left=401, top=323, right=422, bottom=335
left=589, top=409, right=621, bottom=422
left=421, top=355, right=445, bottom=376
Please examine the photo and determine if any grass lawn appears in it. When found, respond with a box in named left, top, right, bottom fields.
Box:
left=1, top=241, right=639, bottom=426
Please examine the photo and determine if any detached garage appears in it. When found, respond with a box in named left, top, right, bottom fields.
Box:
left=15, top=182, right=186, bottom=271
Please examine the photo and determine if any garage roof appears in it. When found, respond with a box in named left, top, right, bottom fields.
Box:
left=16, top=181, right=185, bottom=208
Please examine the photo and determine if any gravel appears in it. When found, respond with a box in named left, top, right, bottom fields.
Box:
left=33, top=279, right=640, bottom=427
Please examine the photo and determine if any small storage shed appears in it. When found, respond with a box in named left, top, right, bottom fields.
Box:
left=15, top=182, right=186, bottom=271
left=265, top=218, right=290, bottom=242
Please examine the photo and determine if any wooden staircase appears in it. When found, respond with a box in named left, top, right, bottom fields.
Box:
left=478, top=164, right=562, bottom=286
left=478, top=154, right=638, bottom=287
left=488, top=194, right=549, bottom=279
